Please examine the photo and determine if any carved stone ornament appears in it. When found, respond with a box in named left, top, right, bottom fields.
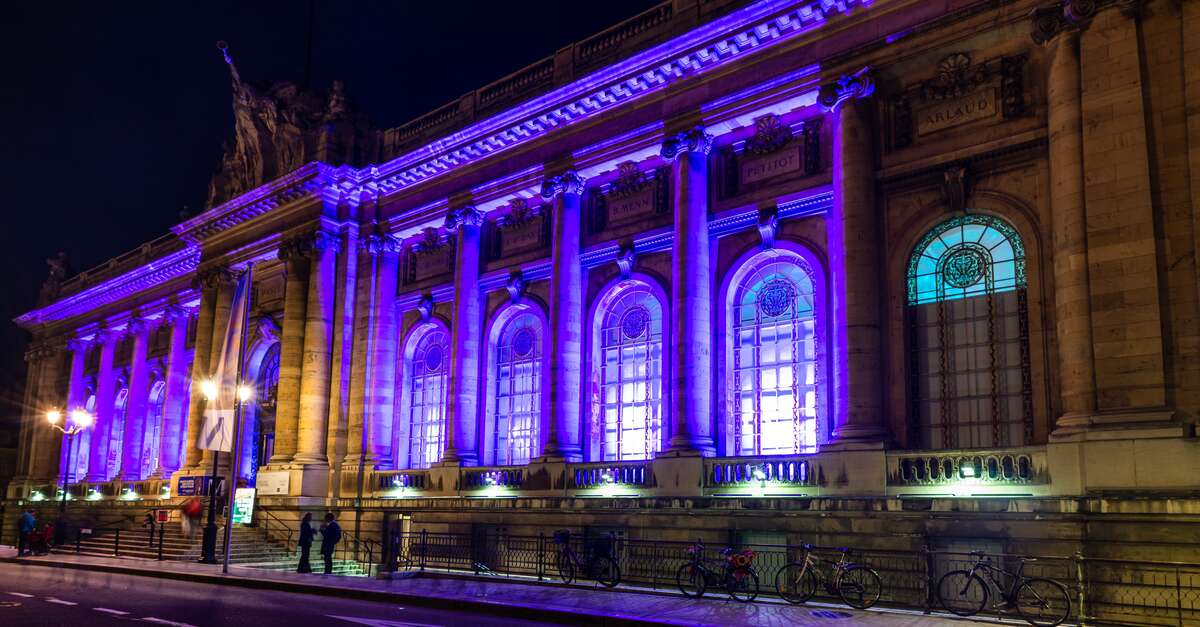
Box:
left=942, top=166, right=970, bottom=214
left=743, top=114, right=793, bottom=156
left=757, top=207, right=779, bottom=250
left=256, top=315, right=281, bottom=343
left=192, top=266, right=236, bottom=290
left=540, top=170, right=587, bottom=199
left=416, top=293, right=435, bottom=321
left=660, top=127, right=714, bottom=160
left=66, top=337, right=91, bottom=354
left=609, top=162, right=650, bottom=197
left=1030, top=0, right=1097, bottom=44
left=616, top=243, right=637, bottom=279
left=279, top=230, right=340, bottom=260
left=164, top=304, right=193, bottom=325
left=127, top=316, right=157, bottom=336
left=94, top=327, right=122, bottom=346
left=923, top=54, right=989, bottom=101
left=361, top=230, right=401, bottom=256
left=498, top=198, right=539, bottom=228
left=444, top=206, right=484, bottom=232
left=505, top=270, right=527, bottom=303
left=413, top=227, right=448, bottom=254
left=818, top=67, right=874, bottom=111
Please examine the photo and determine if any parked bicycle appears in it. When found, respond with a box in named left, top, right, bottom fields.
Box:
left=675, top=541, right=760, bottom=602
left=774, top=544, right=883, bottom=609
left=936, top=551, right=1071, bottom=627
left=552, top=530, right=621, bottom=588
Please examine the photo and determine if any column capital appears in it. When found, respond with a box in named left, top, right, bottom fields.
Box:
left=126, top=317, right=158, bottom=337
left=93, top=327, right=122, bottom=346
left=443, top=206, right=484, bottom=232
left=818, top=67, right=875, bottom=111
left=65, top=336, right=92, bottom=354
left=280, top=229, right=341, bottom=260
left=163, top=304, right=194, bottom=326
left=360, top=230, right=401, bottom=256
left=191, top=265, right=236, bottom=290
left=1030, top=0, right=1097, bottom=44
left=540, top=170, right=587, bottom=199
left=23, top=342, right=55, bottom=362
left=659, top=127, right=713, bottom=161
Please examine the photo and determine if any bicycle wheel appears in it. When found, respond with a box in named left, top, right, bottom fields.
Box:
left=675, top=563, right=707, bottom=598
left=556, top=552, right=576, bottom=584
left=726, top=566, right=759, bottom=603
left=936, top=570, right=988, bottom=617
left=1015, top=578, right=1071, bottom=627
left=774, top=563, right=818, bottom=604
left=591, top=556, right=621, bottom=588
left=837, top=565, right=883, bottom=609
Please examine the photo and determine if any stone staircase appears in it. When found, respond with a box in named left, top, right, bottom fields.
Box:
left=70, top=522, right=367, bottom=576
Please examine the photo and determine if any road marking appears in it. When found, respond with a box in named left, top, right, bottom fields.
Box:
left=96, top=608, right=131, bottom=615
left=46, top=597, right=78, bottom=606
left=0, top=601, right=22, bottom=608
left=6, top=593, right=34, bottom=598
left=142, top=618, right=199, bottom=627
left=328, top=616, right=442, bottom=627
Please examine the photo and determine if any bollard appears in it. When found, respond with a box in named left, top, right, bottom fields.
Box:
left=157, top=524, right=165, bottom=560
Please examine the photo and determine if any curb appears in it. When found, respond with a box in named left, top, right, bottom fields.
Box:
left=0, top=556, right=675, bottom=626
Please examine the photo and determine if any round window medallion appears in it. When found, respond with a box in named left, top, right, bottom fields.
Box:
left=757, top=279, right=795, bottom=317
left=620, top=306, right=650, bottom=339
left=941, top=245, right=989, bottom=289
left=423, top=345, right=444, bottom=372
left=512, top=328, right=535, bottom=357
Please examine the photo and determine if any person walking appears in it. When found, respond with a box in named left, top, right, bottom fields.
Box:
left=17, top=509, right=36, bottom=557
left=296, top=513, right=314, bottom=574
left=319, top=512, right=341, bottom=575
left=142, top=512, right=157, bottom=547
left=181, top=497, right=202, bottom=539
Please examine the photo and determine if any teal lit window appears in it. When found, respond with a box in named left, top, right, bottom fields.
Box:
left=906, top=215, right=1026, bottom=305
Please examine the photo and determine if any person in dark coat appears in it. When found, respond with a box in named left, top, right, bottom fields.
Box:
left=17, top=510, right=36, bottom=557
left=296, top=513, right=314, bottom=573
left=319, top=512, right=341, bottom=575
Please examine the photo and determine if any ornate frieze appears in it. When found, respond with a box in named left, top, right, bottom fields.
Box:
left=402, top=228, right=455, bottom=285
left=888, top=53, right=1026, bottom=150
left=361, top=230, right=402, bottom=256
left=492, top=198, right=549, bottom=259
left=443, top=206, right=484, bottom=232
left=584, top=162, right=669, bottom=234
left=716, top=114, right=822, bottom=200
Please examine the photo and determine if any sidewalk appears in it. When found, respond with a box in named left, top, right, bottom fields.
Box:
left=0, top=548, right=988, bottom=626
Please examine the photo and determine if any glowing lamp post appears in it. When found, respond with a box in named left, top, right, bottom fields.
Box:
left=48, top=408, right=93, bottom=544
left=199, top=379, right=253, bottom=564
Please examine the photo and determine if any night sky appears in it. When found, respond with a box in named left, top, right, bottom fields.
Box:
left=0, top=1, right=659, bottom=442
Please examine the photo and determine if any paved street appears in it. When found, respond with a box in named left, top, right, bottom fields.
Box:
left=0, top=562, right=554, bottom=627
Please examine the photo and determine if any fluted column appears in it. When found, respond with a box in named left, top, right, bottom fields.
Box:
left=541, top=171, right=586, bottom=461
left=821, top=68, right=889, bottom=444
left=200, top=271, right=236, bottom=469
left=346, top=230, right=401, bottom=467
left=57, top=338, right=90, bottom=482
left=1032, top=9, right=1098, bottom=431
left=30, top=344, right=64, bottom=482
left=293, top=230, right=340, bottom=467
left=270, top=239, right=310, bottom=465
left=181, top=272, right=220, bottom=471
left=86, top=330, right=120, bottom=482
left=155, top=306, right=191, bottom=478
left=441, top=207, right=484, bottom=466
left=661, top=128, right=716, bottom=456
left=119, top=318, right=155, bottom=480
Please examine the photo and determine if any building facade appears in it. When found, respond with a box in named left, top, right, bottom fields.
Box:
left=9, top=0, right=1200, bottom=569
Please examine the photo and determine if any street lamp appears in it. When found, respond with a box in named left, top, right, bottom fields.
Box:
left=48, top=408, right=93, bottom=545
left=199, top=380, right=255, bottom=564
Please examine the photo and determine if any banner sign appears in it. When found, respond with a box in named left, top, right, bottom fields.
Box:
left=201, top=270, right=251, bottom=452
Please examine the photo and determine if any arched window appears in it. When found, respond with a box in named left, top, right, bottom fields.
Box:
left=107, top=387, right=129, bottom=480
left=591, top=282, right=664, bottom=461
left=906, top=214, right=1031, bottom=449
left=490, top=311, right=542, bottom=465
left=251, top=343, right=280, bottom=478
left=728, top=251, right=822, bottom=456
left=400, top=325, right=449, bottom=469
left=142, top=380, right=167, bottom=479
left=64, top=392, right=97, bottom=483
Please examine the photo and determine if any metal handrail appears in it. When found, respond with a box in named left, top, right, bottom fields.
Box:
left=255, top=508, right=295, bottom=554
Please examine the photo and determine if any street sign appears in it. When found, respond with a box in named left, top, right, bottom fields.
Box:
left=177, top=476, right=218, bottom=497
left=232, top=488, right=256, bottom=524
left=155, top=509, right=170, bottom=523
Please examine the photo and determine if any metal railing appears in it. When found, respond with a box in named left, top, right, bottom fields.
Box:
left=379, top=530, right=1200, bottom=626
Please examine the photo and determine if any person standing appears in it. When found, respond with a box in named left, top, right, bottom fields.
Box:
left=319, top=512, right=341, bottom=575
left=296, top=513, right=314, bottom=573
left=17, top=509, right=36, bottom=557
left=142, top=512, right=157, bottom=547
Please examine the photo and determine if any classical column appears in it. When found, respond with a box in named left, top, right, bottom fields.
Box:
left=292, top=230, right=340, bottom=467
left=441, top=207, right=484, bottom=466
left=181, top=270, right=222, bottom=472
left=30, top=344, right=64, bottom=482
left=820, top=68, right=889, bottom=444
left=541, top=171, right=586, bottom=461
left=155, top=305, right=192, bottom=478
left=346, top=230, right=401, bottom=467
left=269, top=238, right=311, bottom=465
left=11, top=347, right=45, bottom=486
left=119, top=318, right=155, bottom=480
left=86, top=329, right=120, bottom=482
left=661, top=128, right=716, bottom=456
left=1032, top=7, right=1097, bottom=431
left=57, top=338, right=90, bottom=482
left=200, top=270, right=236, bottom=469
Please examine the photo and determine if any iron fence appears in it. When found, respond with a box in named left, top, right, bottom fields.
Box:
left=380, top=530, right=1200, bottom=626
